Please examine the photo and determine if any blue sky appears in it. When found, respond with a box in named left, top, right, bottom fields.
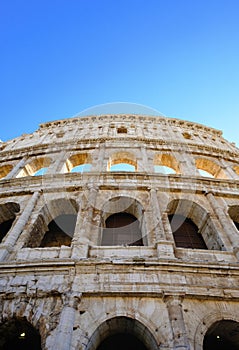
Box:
left=0, top=0, right=239, bottom=145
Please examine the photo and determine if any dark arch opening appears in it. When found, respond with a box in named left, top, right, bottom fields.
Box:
left=228, top=205, right=239, bottom=231
left=86, top=316, right=158, bottom=350
left=203, top=320, right=239, bottom=350
left=40, top=214, right=77, bottom=247
left=97, top=332, right=147, bottom=350
left=0, top=317, right=41, bottom=350
left=0, top=202, right=20, bottom=243
left=234, top=221, right=239, bottom=230
left=0, top=218, right=15, bottom=242
left=168, top=214, right=207, bottom=249
left=102, top=212, right=143, bottom=246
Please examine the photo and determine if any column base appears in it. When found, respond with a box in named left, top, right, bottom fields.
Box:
left=0, top=245, right=12, bottom=261
left=71, top=244, right=89, bottom=259
left=156, top=241, right=176, bottom=259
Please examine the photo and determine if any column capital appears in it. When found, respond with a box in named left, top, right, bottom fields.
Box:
left=163, top=293, right=185, bottom=306
left=62, top=292, right=82, bottom=309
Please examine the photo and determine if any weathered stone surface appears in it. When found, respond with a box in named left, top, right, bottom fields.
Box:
left=0, top=114, right=239, bottom=349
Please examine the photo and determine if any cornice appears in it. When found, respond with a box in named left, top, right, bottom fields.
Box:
left=1, top=172, right=239, bottom=198
left=38, top=114, right=223, bottom=137
left=1, top=258, right=239, bottom=301
left=0, top=137, right=238, bottom=162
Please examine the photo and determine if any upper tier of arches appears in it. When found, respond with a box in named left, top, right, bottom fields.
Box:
left=1, top=148, right=239, bottom=181
left=1, top=194, right=238, bottom=257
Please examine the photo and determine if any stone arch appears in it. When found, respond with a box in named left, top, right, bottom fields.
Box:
left=99, top=195, right=147, bottom=246
left=25, top=198, right=78, bottom=248
left=107, top=151, right=137, bottom=171
left=228, top=205, right=239, bottom=230
left=166, top=199, right=224, bottom=250
left=154, top=153, right=180, bottom=174
left=194, top=312, right=239, bottom=350
left=203, top=319, right=239, bottom=349
left=16, top=157, right=51, bottom=177
left=0, top=202, right=20, bottom=243
left=63, top=152, right=92, bottom=173
left=85, top=316, right=159, bottom=350
left=0, top=164, right=13, bottom=179
left=195, top=158, right=227, bottom=179
left=0, top=316, right=42, bottom=350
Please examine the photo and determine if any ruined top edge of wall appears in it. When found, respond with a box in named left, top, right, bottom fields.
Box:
left=38, top=114, right=222, bottom=137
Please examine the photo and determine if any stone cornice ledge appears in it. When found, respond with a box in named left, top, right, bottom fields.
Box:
left=1, top=173, right=239, bottom=197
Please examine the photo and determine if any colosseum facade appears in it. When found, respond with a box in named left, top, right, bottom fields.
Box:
left=0, top=113, right=239, bottom=349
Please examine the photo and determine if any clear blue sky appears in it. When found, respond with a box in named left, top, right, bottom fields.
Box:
left=1, top=0, right=239, bottom=145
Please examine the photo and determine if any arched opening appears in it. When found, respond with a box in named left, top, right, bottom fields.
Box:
left=167, top=199, right=223, bottom=250
left=168, top=214, right=207, bottom=249
left=108, top=152, right=137, bottom=172
left=40, top=214, right=77, bottom=247
left=110, top=163, right=135, bottom=172
left=86, top=316, right=158, bottom=350
left=100, top=196, right=146, bottom=246
left=203, top=320, right=239, bottom=350
left=71, top=163, right=92, bottom=173
left=16, top=157, right=51, bottom=177
left=0, top=218, right=16, bottom=242
left=195, top=158, right=227, bottom=179
left=26, top=198, right=78, bottom=248
left=33, top=167, right=48, bottom=176
left=97, top=333, right=147, bottom=350
left=63, top=153, right=92, bottom=173
left=154, top=165, right=176, bottom=174
left=102, top=212, right=143, bottom=246
left=0, top=202, right=20, bottom=243
left=154, top=153, right=180, bottom=174
left=0, top=164, right=13, bottom=179
left=198, top=169, right=214, bottom=178
left=228, top=205, right=239, bottom=231
left=0, top=317, right=41, bottom=350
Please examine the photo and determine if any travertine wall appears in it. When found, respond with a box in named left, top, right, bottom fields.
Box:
left=0, top=114, right=239, bottom=349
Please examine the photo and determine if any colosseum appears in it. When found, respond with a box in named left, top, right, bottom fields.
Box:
left=0, top=113, right=239, bottom=349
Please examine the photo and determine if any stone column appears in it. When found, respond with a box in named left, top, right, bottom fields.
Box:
left=71, top=186, right=99, bottom=259
left=53, top=293, right=81, bottom=350
left=136, top=123, right=143, bottom=138
left=206, top=192, right=238, bottom=253
left=177, top=151, right=196, bottom=177
left=0, top=191, right=40, bottom=261
left=218, top=158, right=238, bottom=179
left=94, top=143, right=106, bottom=172
left=47, top=150, right=67, bottom=174
left=150, top=189, right=166, bottom=241
left=164, top=295, right=190, bottom=350
left=102, top=124, right=108, bottom=136
left=146, top=149, right=155, bottom=173
left=150, top=189, right=175, bottom=259
left=140, top=146, right=149, bottom=172
left=4, top=156, right=28, bottom=179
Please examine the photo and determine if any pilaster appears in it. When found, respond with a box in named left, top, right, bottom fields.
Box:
left=47, top=150, right=67, bottom=174
left=4, top=156, right=28, bottom=179
left=53, top=292, right=81, bottom=350
left=0, top=191, right=40, bottom=261
left=205, top=192, right=238, bottom=253
left=150, top=189, right=175, bottom=259
left=71, top=186, right=99, bottom=259
left=164, top=295, right=190, bottom=350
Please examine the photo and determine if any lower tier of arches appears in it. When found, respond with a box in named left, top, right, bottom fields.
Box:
left=0, top=294, right=239, bottom=350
